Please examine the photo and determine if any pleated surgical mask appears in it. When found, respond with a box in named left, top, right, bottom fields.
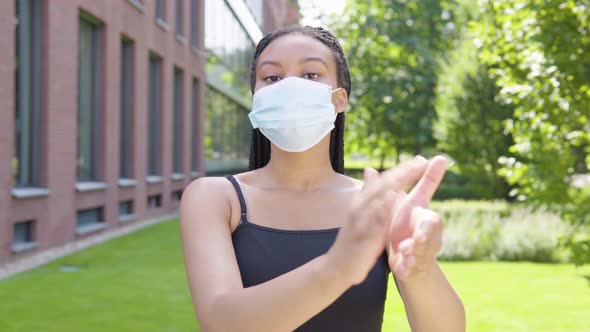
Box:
left=248, top=77, right=341, bottom=152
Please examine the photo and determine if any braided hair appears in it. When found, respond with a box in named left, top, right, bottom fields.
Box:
left=248, top=25, right=351, bottom=174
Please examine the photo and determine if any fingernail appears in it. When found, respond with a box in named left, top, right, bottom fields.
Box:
left=414, top=155, right=427, bottom=162
left=434, top=154, right=453, bottom=167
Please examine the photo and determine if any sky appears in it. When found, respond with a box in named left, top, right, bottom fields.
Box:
left=298, top=0, right=347, bottom=28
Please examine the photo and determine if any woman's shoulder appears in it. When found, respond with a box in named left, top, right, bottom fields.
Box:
left=181, top=174, right=250, bottom=230
left=184, top=175, right=234, bottom=197
left=181, top=176, right=235, bottom=222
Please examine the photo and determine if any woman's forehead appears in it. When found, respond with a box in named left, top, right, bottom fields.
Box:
left=257, top=34, right=335, bottom=68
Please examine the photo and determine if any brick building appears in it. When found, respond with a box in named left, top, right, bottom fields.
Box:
left=0, top=0, right=298, bottom=266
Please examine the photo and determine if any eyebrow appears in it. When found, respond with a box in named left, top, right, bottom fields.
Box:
left=257, top=57, right=329, bottom=71
left=257, top=60, right=281, bottom=71
left=299, top=57, right=328, bottom=68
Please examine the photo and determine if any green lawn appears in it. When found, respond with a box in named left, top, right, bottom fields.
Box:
left=0, top=219, right=588, bottom=331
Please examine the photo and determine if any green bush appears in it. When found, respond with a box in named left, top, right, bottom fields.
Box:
left=432, top=201, right=571, bottom=263
left=433, top=170, right=483, bottom=201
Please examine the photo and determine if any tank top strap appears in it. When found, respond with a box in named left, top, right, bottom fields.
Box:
left=225, top=175, right=249, bottom=224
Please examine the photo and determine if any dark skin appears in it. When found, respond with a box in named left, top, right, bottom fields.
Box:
left=180, top=33, right=465, bottom=331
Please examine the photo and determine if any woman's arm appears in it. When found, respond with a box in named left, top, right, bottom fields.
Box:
left=180, top=177, right=352, bottom=332
left=384, top=156, right=465, bottom=331
left=396, top=262, right=465, bottom=332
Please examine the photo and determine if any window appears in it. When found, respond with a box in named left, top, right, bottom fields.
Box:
left=191, top=78, right=199, bottom=172
left=120, top=37, right=134, bottom=179
left=173, top=68, right=184, bottom=174
left=13, top=220, right=34, bottom=244
left=148, top=54, right=162, bottom=176
left=156, top=0, right=165, bottom=21
left=14, top=0, right=44, bottom=188
left=119, top=200, right=134, bottom=216
left=147, top=194, right=162, bottom=209
left=77, top=207, right=104, bottom=228
left=245, top=0, right=264, bottom=29
left=175, top=0, right=183, bottom=36
left=205, top=87, right=251, bottom=174
left=77, top=15, right=103, bottom=182
left=204, top=0, right=255, bottom=83
left=172, top=190, right=183, bottom=202
left=190, top=0, right=198, bottom=48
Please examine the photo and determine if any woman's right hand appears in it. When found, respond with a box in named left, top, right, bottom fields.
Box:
left=325, top=156, right=429, bottom=285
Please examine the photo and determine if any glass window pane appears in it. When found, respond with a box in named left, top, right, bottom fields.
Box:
left=176, top=0, right=183, bottom=35
left=148, top=55, right=162, bottom=175
left=77, top=16, right=102, bottom=182
left=13, top=221, right=33, bottom=244
left=120, top=38, right=133, bottom=179
left=119, top=200, right=134, bottom=216
left=77, top=207, right=104, bottom=227
left=78, top=19, right=93, bottom=181
left=191, top=0, right=198, bottom=47
left=173, top=68, right=184, bottom=173
left=156, top=0, right=165, bottom=20
left=14, top=0, right=43, bottom=187
left=205, top=87, right=251, bottom=174
left=191, top=78, right=199, bottom=171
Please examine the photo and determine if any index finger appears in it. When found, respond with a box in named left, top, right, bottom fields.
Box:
left=408, top=155, right=448, bottom=206
left=358, top=156, right=429, bottom=205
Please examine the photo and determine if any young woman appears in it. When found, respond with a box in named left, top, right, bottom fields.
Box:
left=180, top=25, right=465, bottom=332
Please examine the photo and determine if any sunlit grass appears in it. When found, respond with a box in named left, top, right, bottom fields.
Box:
left=383, top=262, right=590, bottom=331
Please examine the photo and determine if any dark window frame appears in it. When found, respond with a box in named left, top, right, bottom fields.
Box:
left=120, top=36, right=135, bottom=179
left=175, top=0, right=184, bottom=36
left=14, top=0, right=44, bottom=188
left=119, top=200, right=134, bottom=216
left=190, top=0, right=198, bottom=48
left=191, top=78, right=199, bottom=172
left=76, top=207, right=104, bottom=228
left=171, top=189, right=183, bottom=202
left=173, top=67, right=184, bottom=174
left=147, top=194, right=162, bottom=209
left=77, top=13, right=104, bottom=182
left=148, top=53, right=163, bottom=176
left=13, top=220, right=35, bottom=244
left=156, top=0, right=165, bottom=21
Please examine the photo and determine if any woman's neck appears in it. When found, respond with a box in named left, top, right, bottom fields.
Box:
left=263, top=138, right=337, bottom=192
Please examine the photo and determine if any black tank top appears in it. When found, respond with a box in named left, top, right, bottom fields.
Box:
left=226, top=175, right=390, bottom=331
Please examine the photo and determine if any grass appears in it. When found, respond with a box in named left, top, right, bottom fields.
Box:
left=384, top=263, right=590, bottom=331
left=0, top=219, right=589, bottom=331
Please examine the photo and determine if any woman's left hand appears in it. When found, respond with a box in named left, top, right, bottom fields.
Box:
left=388, top=156, right=448, bottom=280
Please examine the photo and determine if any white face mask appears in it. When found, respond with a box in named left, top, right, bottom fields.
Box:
left=248, top=77, right=342, bottom=152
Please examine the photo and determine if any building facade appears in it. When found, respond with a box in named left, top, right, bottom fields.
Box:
left=0, top=0, right=298, bottom=265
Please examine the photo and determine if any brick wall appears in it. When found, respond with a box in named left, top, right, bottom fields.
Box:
left=0, top=0, right=207, bottom=264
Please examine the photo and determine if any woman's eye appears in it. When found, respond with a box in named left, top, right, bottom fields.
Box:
left=303, top=73, right=319, bottom=80
left=264, top=75, right=281, bottom=83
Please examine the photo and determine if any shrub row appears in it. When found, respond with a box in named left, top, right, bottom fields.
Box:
left=431, top=200, right=570, bottom=263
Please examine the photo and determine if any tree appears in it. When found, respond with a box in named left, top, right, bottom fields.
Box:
left=434, top=1, right=515, bottom=199
left=330, top=0, right=458, bottom=167
left=475, top=0, right=590, bottom=265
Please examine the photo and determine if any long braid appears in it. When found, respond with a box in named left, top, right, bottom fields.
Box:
left=248, top=25, right=351, bottom=174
